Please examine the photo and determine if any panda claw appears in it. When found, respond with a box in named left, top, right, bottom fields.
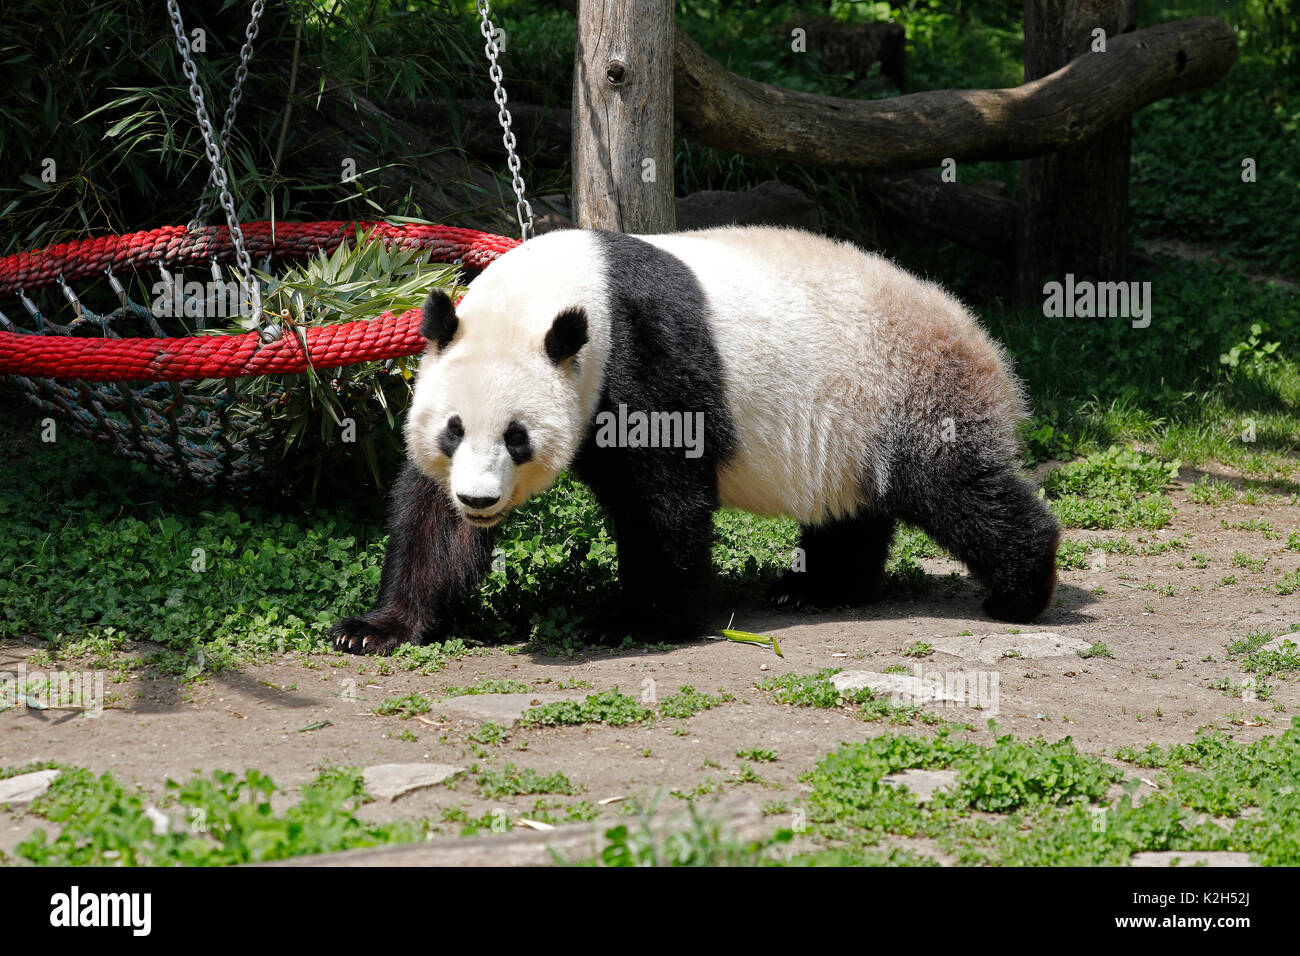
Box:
left=329, top=616, right=413, bottom=656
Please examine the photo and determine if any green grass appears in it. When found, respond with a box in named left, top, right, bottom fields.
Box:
left=9, top=766, right=427, bottom=866
left=442, top=679, right=531, bottom=697
left=658, top=685, right=733, bottom=719
left=796, top=717, right=1300, bottom=865
left=1056, top=537, right=1136, bottom=570
left=474, top=764, right=577, bottom=799
left=1229, top=629, right=1300, bottom=680
left=469, top=722, right=510, bottom=746
left=757, top=669, right=845, bottom=709
left=374, top=692, right=432, bottom=719
left=1042, top=447, right=1181, bottom=530
left=1275, top=570, right=1300, bottom=596
left=1078, top=642, right=1114, bottom=660
left=756, top=669, right=947, bottom=726
left=519, top=690, right=654, bottom=728
left=1130, top=0, right=1300, bottom=277
left=1187, top=477, right=1238, bottom=506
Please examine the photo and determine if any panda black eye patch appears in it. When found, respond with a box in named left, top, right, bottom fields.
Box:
left=503, top=420, right=533, bottom=464
left=438, top=415, right=464, bottom=458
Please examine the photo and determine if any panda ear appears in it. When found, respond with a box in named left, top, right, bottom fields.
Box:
left=421, top=289, right=458, bottom=351
left=544, top=307, right=588, bottom=365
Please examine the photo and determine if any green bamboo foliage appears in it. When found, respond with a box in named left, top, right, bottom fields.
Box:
left=200, top=229, right=463, bottom=495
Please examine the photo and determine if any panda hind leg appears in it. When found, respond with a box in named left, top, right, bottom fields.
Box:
left=894, top=464, right=1059, bottom=623
left=770, top=513, right=896, bottom=610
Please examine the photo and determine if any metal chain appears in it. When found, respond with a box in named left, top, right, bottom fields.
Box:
left=476, top=0, right=534, bottom=241
left=193, top=0, right=266, bottom=224
left=166, top=0, right=264, bottom=327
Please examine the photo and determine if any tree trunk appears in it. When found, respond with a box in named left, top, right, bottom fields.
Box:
left=572, top=0, right=676, bottom=232
left=1016, top=0, right=1138, bottom=303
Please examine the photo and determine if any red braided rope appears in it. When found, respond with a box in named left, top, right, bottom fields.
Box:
left=0, top=222, right=519, bottom=382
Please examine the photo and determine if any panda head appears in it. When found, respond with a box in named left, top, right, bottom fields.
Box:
left=404, top=285, right=591, bottom=528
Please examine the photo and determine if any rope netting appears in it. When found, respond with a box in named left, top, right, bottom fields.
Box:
left=0, top=221, right=518, bottom=488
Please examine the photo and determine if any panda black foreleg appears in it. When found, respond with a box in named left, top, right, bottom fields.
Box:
left=331, top=462, right=494, bottom=655
left=584, top=503, right=716, bottom=644
left=892, top=464, right=1059, bottom=623
left=577, top=453, right=718, bottom=644
left=770, top=513, right=896, bottom=609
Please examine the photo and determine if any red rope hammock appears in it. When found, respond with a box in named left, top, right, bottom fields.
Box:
left=0, top=221, right=519, bottom=382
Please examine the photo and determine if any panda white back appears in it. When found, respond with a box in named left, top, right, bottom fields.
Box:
left=639, top=227, right=1023, bottom=524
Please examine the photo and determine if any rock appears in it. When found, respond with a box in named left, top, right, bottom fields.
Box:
left=880, top=768, right=959, bottom=804
left=0, top=769, right=59, bottom=804
left=830, top=670, right=965, bottom=705
left=362, top=763, right=463, bottom=802
left=428, top=692, right=590, bottom=728
left=927, top=632, right=1092, bottom=664
left=1130, top=851, right=1256, bottom=867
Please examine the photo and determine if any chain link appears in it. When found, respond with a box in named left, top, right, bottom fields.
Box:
left=194, top=0, right=266, bottom=224
left=167, top=0, right=263, bottom=326
left=477, top=0, right=534, bottom=241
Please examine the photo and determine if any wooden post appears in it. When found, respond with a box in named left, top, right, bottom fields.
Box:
left=1017, top=0, right=1138, bottom=303
left=572, top=0, right=676, bottom=233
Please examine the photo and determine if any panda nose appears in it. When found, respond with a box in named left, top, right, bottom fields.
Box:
left=457, top=493, right=500, bottom=511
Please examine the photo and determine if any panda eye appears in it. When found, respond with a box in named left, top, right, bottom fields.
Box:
left=438, top=415, right=464, bottom=458
left=504, top=422, right=528, bottom=447
left=503, top=420, right=532, bottom=464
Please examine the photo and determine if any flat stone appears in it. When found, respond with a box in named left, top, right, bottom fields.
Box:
left=0, top=769, right=59, bottom=804
left=880, top=769, right=959, bottom=804
left=1261, top=635, right=1298, bottom=653
left=927, top=632, right=1092, bottom=664
left=362, top=763, right=463, bottom=802
left=1130, top=851, right=1256, bottom=868
left=427, top=692, right=590, bottom=728
left=830, top=671, right=964, bottom=705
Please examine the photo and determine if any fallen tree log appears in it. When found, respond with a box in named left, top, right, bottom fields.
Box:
left=860, top=172, right=1020, bottom=260
left=672, top=16, right=1236, bottom=172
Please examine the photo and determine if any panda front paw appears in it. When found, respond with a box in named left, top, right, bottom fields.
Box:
left=329, top=616, right=411, bottom=656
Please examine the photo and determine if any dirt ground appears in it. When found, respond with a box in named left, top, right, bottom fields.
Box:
left=1, top=464, right=1296, bottom=862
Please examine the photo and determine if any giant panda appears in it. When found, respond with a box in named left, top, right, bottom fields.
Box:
left=330, top=226, right=1060, bottom=655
